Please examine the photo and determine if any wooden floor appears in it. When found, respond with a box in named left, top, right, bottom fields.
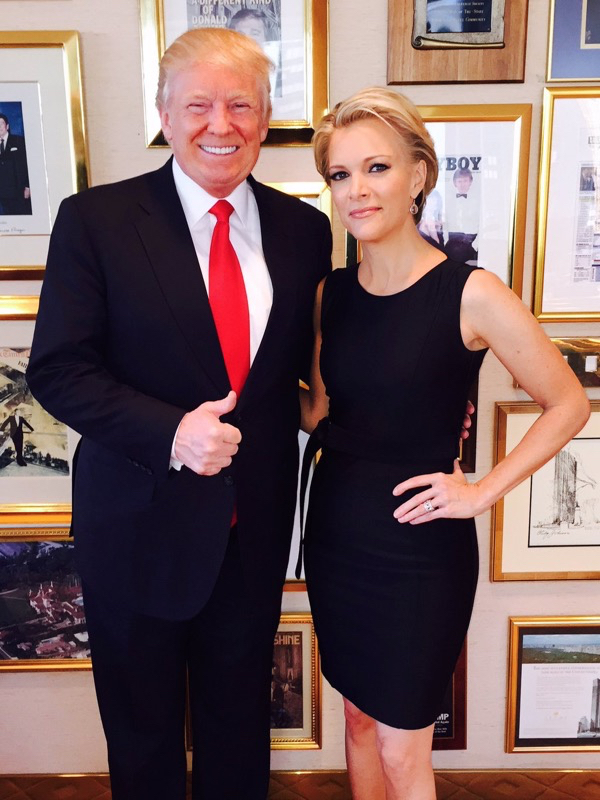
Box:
left=1, top=771, right=600, bottom=799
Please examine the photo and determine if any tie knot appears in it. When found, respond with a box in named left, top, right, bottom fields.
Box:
left=210, top=199, right=234, bottom=223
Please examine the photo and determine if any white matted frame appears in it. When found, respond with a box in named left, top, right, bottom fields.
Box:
left=534, top=87, right=600, bottom=321
left=139, top=0, right=328, bottom=147
left=0, top=32, right=89, bottom=280
left=492, top=401, right=600, bottom=581
left=507, top=616, right=600, bottom=752
left=417, top=104, right=531, bottom=297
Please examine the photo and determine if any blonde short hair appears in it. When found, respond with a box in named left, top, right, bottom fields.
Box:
left=312, top=87, right=438, bottom=222
left=156, top=27, right=273, bottom=121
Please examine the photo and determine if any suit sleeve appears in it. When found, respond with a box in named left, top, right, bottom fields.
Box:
left=27, top=195, right=185, bottom=477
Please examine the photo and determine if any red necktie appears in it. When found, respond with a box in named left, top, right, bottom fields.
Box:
left=208, top=200, right=250, bottom=396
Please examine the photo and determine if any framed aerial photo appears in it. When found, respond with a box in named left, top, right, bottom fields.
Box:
left=186, top=612, right=321, bottom=749
left=0, top=531, right=89, bottom=672
left=432, top=639, right=467, bottom=750
left=387, top=0, right=528, bottom=84
left=492, top=401, right=600, bottom=582
left=548, top=0, right=600, bottom=82
left=534, top=88, right=600, bottom=322
left=507, top=616, right=600, bottom=752
left=417, top=104, right=531, bottom=297
left=140, top=0, right=328, bottom=147
left=0, top=32, right=89, bottom=280
left=0, top=297, right=75, bottom=535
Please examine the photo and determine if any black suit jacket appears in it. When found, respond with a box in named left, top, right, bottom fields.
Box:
left=0, top=133, right=29, bottom=199
left=0, top=415, right=33, bottom=437
left=27, top=159, right=331, bottom=619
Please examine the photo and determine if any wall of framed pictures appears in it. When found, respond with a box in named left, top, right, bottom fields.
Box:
left=2, top=0, right=600, bottom=780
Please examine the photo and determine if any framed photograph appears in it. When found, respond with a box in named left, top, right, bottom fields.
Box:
left=140, top=0, right=328, bottom=147
left=0, top=32, right=89, bottom=280
left=0, top=530, right=89, bottom=672
left=387, top=0, right=528, bottom=84
left=507, top=616, right=600, bottom=752
left=186, top=612, right=321, bottom=749
left=534, top=88, right=600, bottom=322
left=432, top=639, right=467, bottom=750
left=551, top=337, right=600, bottom=387
left=548, top=0, right=600, bottom=82
left=0, top=297, right=75, bottom=534
left=417, top=104, right=531, bottom=296
left=492, top=401, right=600, bottom=582
left=265, top=181, right=331, bottom=219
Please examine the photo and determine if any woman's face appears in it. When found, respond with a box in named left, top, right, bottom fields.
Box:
left=326, top=118, right=426, bottom=245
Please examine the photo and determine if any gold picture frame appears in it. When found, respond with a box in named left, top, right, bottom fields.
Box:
left=534, top=87, right=600, bottom=322
left=265, top=181, right=331, bottom=219
left=416, top=104, right=531, bottom=297
left=0, top=296, right=76, bottom=534
left=139, top=0, right=328, bottom=147
left=492, top=401, right=600, bottom=581
left=507, top=616, right=600, bottom=752
left=0, top=530, right=89, bottom=672
left=0, top=31, right=89, bottom=280
left=387, top=0, right=528, bottom=85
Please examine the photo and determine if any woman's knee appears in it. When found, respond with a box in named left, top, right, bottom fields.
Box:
left=375, top=725, right=433, bottom=780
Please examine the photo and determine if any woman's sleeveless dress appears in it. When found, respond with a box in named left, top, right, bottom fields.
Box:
left=303, top=259, right=487, bottom=730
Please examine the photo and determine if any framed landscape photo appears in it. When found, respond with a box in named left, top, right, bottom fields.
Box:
left=0, top=297, right=75, bottom=535
left=387, top=0, right=528, bottom=84
left=0, top=32, right=89, bottom=280
left=548, top=0, right=600, bottom=82
left=0, top=531, right=89, bottom=672
left=492, top=401, right=600, bottom=581
left=140, top=0, right=328, bottom=147
left=534, top=88, right=600, bottom=322
left=507, top=616, right=600, bottom=752
left=417, top=104, right=531, bottom=297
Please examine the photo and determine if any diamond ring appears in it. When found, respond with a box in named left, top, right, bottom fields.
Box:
left=423, top=500, right=434, bottom=513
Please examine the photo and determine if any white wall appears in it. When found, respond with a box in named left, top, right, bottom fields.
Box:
left=1, top=0, right=600, bottom=775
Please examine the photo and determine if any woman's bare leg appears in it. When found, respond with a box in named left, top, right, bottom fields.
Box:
left=343, top=698, right=385, bottom=800
left=375, top=721, right=436, bottom=800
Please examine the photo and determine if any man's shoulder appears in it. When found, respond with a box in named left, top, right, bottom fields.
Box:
left=68, top=162, right=171, bottom=213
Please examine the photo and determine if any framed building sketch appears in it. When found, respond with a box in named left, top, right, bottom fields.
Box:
left=507, top=616, right=600, bottom=752
left=0, top=32, right=89, bottom=280
left=0, top=531, right=89, bottom=672
left=0, top=297, right=75, bottom=535
left=417, top=104, right=531, bottom=296
left=548, top=0, right=600, bottom=82
left=534, top=88, right=600, bottom=322
left=387, top=0, right=528, bottom=84
left=186, top=612, right=321, bottom=750
left=140, top=0, right=328, bottom=147
left=492, top=401, right=600, bottom=581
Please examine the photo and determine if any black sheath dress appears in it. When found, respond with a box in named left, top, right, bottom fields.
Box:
left=303, top=259, right=487, bottom=730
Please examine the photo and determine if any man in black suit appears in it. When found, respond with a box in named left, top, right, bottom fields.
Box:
left=0, top=113, right=31, bottom=215
left=27, top=28, right=331, bottom=800
left=0, top=408, right=34, bottom=466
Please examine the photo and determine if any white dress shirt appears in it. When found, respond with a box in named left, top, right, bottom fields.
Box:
left=170, top=158, right=273, bottom=468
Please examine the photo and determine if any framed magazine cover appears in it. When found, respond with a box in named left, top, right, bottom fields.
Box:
left=507, top=616, right=600, bottom=752
left=492, top=401, right=600, bottom=581
left=0, top=32, right=89, bottom=280
left=139, top=0, right=328, bottom=146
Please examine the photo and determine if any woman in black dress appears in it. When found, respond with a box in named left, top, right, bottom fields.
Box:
left=300, top=88, right=589, bottom=800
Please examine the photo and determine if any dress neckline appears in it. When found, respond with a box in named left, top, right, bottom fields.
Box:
left=354, top=258, right=448, bottom=298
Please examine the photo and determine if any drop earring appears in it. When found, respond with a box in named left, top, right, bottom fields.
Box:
left=409, top=198, right=419, bottom=216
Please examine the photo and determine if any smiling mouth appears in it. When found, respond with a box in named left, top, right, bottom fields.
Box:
left=200, top=145, right=239, bottom=155
left=350, top=207, right=379, bottom=218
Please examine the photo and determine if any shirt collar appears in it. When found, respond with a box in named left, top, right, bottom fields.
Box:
left=172, top=157, right=252, bottom=229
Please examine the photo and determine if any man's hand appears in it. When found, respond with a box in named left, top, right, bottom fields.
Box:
left=460, top=400, right=475, bottom=441
left=174, top=390, right=241, bottom=476
left=24, top=187, right=31, bottom=200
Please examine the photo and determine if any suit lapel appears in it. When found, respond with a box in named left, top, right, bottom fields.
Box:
left=239, top=177, right=297, bottom=407
left=134, top=160, right=229, bottom=396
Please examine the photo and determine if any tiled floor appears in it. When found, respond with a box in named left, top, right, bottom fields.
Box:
left=1, top=771, right=600, bottom=799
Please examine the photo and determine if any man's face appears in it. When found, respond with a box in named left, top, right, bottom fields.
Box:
left=232, top=17, right=267, bottom=44
left=454, top=174, right=472, bottom=194
left=0, top=119, right=8, bottom=138
left=159, top=62, right=269, bottom=198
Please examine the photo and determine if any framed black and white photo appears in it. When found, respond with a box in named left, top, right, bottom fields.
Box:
left=492, top=401, right=600, bottom=581
left=534, top=88, right=600, bottom=322
left=417, top=104, right=531, bottom=296
left=548, top=0, right=600, bottom=82
left=0, top=298, right=75, bottom=534
left=140, top=0, right=328, bottom=146
left=0, top=32, right=89, bottom=280
left=507, top=616, right=600, bottom=752
left=0, top=532, right=89, bottom=671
